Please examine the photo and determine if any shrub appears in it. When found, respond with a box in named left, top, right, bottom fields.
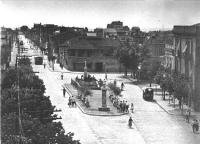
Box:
left=107, top=82, right=121, bottom=96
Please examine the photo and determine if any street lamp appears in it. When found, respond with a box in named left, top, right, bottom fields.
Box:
left=162, top=73, right=166, bottom=100
left=104, top=62, right=107, bottom=80
left=137, top=65, right=141, bottom=82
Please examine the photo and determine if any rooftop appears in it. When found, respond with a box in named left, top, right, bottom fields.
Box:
left=173, top=23, right=200, bottom=35
left=62, top=37, right=120, bottom=50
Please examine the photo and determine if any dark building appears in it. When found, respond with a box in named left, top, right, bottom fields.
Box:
left=59, top=36, right=122, bottom=72
left=173, top=24, right=200, bottom=111
left=107, top=21, right=123, bottom=30
left=140, top=31, right=173, bottom=78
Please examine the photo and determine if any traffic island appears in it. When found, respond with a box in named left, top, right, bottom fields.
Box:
left=64, top=83, right=127, bottom=116
left=64, top=61, right=127, bottom=116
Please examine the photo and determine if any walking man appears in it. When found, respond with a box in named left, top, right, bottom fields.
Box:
left=63, top=88, right=66, bottom=97
left=186, top=108, right=191, bottom=123
left=61, top=73, right=63, bottom=80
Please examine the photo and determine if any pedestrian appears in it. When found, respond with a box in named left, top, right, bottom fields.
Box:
left=43, top=63, right=46, bottom=69
left=128, top=116, right=133, bottom=128
left=125, top=101, right=129, bottom=113
left=68, top=96, right=72, bottom=107
left=185, top=109, right=191, bottom=123
left=130, top=103, right=134, bottom=113
left=121, top=82, right=124, bottom=91
left=61, top=73, right=63, bottom=80
left=119, top=101, right=123, bottom=112
left=63, top=88, right=66, bottom=97
left=114, top=79, right=117, bottom=86
left=192, top=119, right=199, bottom=133
left=122, top=100, right=126, bottom=113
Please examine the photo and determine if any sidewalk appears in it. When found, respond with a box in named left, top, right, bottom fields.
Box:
left=127, top=77, right=200, bottom=121
left=47, top=62, right=83, bottom=74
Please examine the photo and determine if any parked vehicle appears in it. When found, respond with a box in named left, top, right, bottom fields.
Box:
left=142, top=87, right=154, bottom=101
left=35, top=57, right=43, bottom=65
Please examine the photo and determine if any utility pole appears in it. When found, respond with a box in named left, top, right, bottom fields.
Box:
left=16, top=34, right=24, bottom=143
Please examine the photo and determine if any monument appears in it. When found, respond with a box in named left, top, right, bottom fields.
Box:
left=98, top=80, right=110, bottom=111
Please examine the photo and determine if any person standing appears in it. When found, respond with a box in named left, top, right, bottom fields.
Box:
left=43, top=63, right=46, bottom=69
left=186, top=109, right=191, bottom=123
left=119, top=101, right=123, bottom=112
left=63, top=88, right=66, bottom=97
left=125, top=101, right=129, bottom=113
left=192, top=119, right=199, bottom=133
left=128, top=116, right=133, bottom=128
left=130, top=103, right=134, bottom=113
left=121, top=82, right=124, bottom=91
left=122, top=100, right=126, bottom=113
left=61, top=73, right=63, bottom=80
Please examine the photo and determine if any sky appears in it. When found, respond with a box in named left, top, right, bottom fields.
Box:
left=0, top=0, right=200, bottom=31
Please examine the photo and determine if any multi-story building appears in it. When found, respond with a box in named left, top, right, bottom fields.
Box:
left=59, top=35, right=122, bottom=72
left=162, top=43, right=175, bottom=71
left=107, top=21, right=123, bottom=30
left=173, top=24, right=200, bottom=111
left=140, top=32, right=165, bottom=78
left=1, top=27, right=17, bottom=70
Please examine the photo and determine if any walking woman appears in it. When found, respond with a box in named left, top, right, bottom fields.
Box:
left=130, top=103, right=134, bottom=113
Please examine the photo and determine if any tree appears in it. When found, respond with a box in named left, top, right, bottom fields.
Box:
left=1, top=112, right=32, bottom=144
left=129, top=48, right=140, bottom=78
left=107, top=82, right=121, bottom=96
left=18, top=57, right=31, bottom=66
left=173, top=74, right=189, bottom=111
left=1, top=60, right=81, bottom=143
left=115, top=40, right=139, bottom=76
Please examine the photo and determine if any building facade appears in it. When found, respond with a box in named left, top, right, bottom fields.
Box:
left=1, top=27, right=17, bottom=70
left=162, top=43, right=175, bottom=71
left=173, top=24, right=200, bottom=111
left=59, top=36, right=122, bottom=72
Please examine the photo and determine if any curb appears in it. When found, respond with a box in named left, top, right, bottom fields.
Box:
left=126, top=77, right=184, bottom=116
left=154, top=101, right=181, bottom=116
left=64, top=84, right=129, bottom=117
left=47, top=64, right=85, bottom=74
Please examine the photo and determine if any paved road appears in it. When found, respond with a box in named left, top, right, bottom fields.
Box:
left=20, top=35, right=200, bottom=144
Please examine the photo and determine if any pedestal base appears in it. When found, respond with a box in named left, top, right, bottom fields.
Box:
left=98, top=107, right=110, bottom=111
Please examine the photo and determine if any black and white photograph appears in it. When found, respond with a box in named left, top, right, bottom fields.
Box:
left=1, top=0, right=200, bottom=143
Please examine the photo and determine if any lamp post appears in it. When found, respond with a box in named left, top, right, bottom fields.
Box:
left=162, top=73, right=166, bottom=100
left=104, top=62, right=107, bottom=80
left=137, top=65, right=141, bottom=82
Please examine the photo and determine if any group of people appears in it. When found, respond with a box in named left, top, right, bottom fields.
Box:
left=62, top=87, right=77, bottom=107
left=185, top=109, right=199, bottom=133
left=68, top=96, right=76, bottom=107
left=81, top=96, right=90, bottom=108
left=192, top=119, right=199, bottom=133
left=109, top=95, right=134, bottom=113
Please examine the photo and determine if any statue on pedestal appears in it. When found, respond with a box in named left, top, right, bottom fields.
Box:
left=98, top=78, right=110, bottom=111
